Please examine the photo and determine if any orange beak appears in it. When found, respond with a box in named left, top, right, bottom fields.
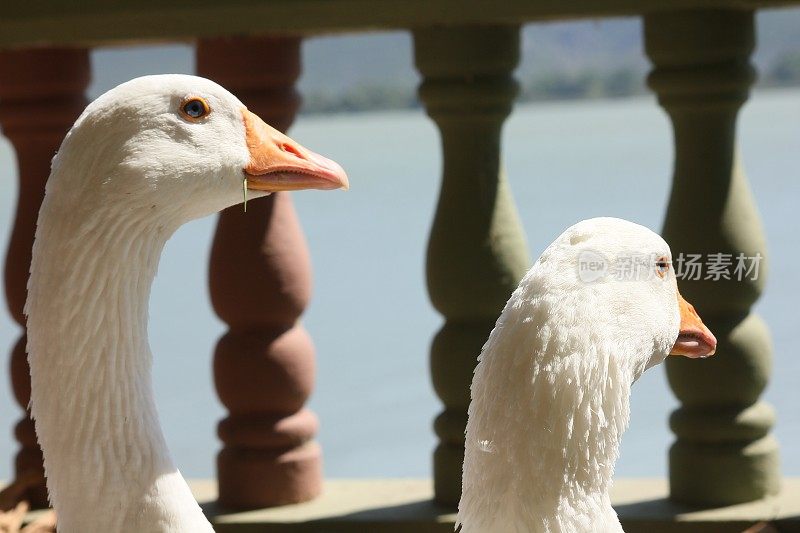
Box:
left=670, top=292, right=717, bottom=358
left=241, top=108, right=349, bottom=192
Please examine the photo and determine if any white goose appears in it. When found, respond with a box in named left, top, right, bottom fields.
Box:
left=457, top=217, right=716, bottom=533
left=21, top=74, right=348, bottom=532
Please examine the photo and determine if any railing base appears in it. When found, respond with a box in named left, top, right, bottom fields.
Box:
left=199, top=478, right=798, bottom=532
left=8, top=478, right=799, bottom=532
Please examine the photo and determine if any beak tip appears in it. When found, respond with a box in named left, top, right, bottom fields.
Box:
left=672, top=290, right=718, bottom=359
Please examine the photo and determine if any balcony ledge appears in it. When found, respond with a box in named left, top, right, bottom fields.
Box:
left=185, top=478, right=800, bottom=532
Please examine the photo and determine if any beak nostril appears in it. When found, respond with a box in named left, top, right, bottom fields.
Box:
left=280, top=143, right=304, bottom=159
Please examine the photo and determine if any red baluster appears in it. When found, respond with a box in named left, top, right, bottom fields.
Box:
left=197, top=36, right=322, bottom=508
left=0, top=47, right=90, bottom=508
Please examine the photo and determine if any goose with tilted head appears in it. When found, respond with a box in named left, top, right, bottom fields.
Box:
left=457, top=217, right=716, bottom=533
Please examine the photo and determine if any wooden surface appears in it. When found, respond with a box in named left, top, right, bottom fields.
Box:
left=1, top=0, right=800, bottom=48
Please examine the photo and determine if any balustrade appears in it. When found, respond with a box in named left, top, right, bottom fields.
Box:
left=0, top=5, right=793, bottom=526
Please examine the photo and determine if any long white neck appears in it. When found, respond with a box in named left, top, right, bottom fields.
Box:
left=26, top=188, right=213, bottom=532
left=458, top=277, right=634, bottom=533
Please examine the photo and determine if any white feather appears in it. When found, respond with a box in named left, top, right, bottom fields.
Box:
left=25, top=75, right=268, bottom=532
left=457, top=217, right=681, bottom=533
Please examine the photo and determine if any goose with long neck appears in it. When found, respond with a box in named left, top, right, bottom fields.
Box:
left=457, top=217, right=717, bottom=533
left=24, top=74, right=348, bottom=532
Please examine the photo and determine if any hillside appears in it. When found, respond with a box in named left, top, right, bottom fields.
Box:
left=89, top=8, right=800, bottom=113
left=299, top=8, right=800, bottom=112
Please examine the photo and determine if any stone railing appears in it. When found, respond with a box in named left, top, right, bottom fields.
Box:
left=1, top=2, right=797, bottom=530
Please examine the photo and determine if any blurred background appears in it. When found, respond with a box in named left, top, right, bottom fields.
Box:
left=1, top=10, right=798, bottom=482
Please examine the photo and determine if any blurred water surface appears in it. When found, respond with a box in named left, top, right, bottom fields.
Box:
left=0, top=88, right=797, bottom=483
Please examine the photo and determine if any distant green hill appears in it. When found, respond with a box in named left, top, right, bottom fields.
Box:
left=299, top=9, right=800, bottom=113
left=88, top=9, right=800, bottom=113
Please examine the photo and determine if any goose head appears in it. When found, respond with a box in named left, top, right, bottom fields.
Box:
left=46, top=74, right=348, bottom=224
left=458, top=218, right=717, bottom=532
left=24, top=75, right=348, bottom=531
left=546, top=217, right=716, bottom=380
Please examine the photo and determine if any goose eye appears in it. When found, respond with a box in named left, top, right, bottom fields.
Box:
left=180, top=97, right=210, bottom=121
left=655, top=256, right=670, bottom=278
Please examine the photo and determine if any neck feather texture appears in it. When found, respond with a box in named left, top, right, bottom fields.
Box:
left=26, top=191, right=213, bottom=532
left=457, top=271, right=635, bottom=533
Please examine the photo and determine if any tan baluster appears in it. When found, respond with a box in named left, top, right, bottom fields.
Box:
left=197, top=36, right=322, bottom=508
left=0, top=47, right=89, bottom=509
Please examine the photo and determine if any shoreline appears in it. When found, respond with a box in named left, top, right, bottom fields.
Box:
left=298, top=84, right=800, bottom=118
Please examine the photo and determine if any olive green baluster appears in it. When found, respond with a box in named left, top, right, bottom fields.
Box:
left=413, top=26, right=531, bottom=505
left=645, top=9, right=780, bottom=505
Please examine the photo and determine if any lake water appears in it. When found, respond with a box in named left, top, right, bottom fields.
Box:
left=0, top=89, right=798, bottom=484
